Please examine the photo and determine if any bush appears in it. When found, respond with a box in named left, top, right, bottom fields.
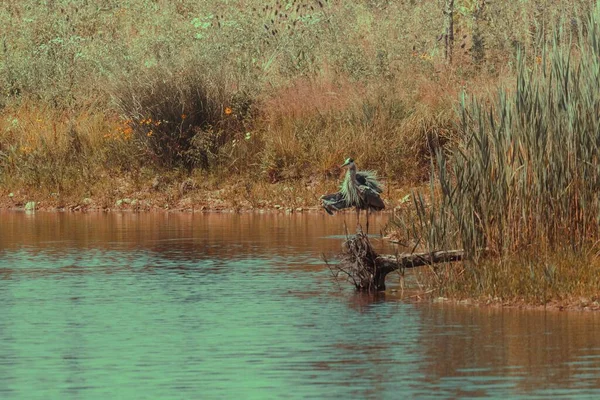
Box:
left=112, top=66, right=252, bottom=169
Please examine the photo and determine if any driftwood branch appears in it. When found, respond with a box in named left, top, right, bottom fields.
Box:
left=330, top=231, right=467, bottom=292
left=376, top=250, right=465, bottom=271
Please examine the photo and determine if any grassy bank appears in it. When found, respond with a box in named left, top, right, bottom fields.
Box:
left=2, top=0, right=582, bottom=202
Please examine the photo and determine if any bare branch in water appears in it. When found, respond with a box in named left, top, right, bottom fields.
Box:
left=331, top=229, right=469, bottom=292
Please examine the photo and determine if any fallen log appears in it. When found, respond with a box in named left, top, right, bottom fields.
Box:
left=330, top=231, right=466, bottom=292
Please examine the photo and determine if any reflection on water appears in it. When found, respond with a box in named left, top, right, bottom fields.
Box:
left=1, top=211, right=600, bottom=399
left=418, top=303, right=600, bottom=398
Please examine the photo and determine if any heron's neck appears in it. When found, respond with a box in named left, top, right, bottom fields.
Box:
left=348, top=165, right=359, bottom=185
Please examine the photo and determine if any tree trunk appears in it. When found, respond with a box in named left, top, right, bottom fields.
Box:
left=444, top=0, right=455, bottom=64
left=333, top=231, right=470, bottom=292
left=472, top=0, right=486, bottom=66
left=368, top=250, right=465, bottom=291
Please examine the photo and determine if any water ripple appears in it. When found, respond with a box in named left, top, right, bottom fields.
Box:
left=2, top=212, right=600, bottom=399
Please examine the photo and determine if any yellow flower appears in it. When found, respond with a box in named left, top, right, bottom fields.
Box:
left=224, top=107, right=232, bottom=115
left=147, top=130, right=153, bottom=137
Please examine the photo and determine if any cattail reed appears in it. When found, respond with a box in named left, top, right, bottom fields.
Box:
left=403, top=6, right=600, bottom=260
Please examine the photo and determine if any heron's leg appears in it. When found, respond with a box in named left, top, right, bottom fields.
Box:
left=366, top=207, right=370, bottom=235
left=356, top=207, right=360, bottom=231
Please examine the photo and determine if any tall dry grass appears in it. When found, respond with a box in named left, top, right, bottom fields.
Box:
left=392, top=4, right=600, bottom=302
left=0, top=102, right=139, bottom=194
left=0, top=0, right=591, bottom=200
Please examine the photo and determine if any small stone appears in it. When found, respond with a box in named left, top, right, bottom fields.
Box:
left=82, top=198, right=93, bottom=205
left=295, top=207, right=303, bottom=212
left=24, top=201, right=36, bottom=211
left=274, top=204, right=281, bottom=209
left=116, top=198, right=132, bottom=207
left=8, top=192, right=14, bottom=198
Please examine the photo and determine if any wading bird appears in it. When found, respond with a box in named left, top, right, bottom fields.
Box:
left=320, top=158, right=385, bottom=233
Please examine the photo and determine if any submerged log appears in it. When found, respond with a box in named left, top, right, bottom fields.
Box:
left=331, top=231, right=465, bottom=292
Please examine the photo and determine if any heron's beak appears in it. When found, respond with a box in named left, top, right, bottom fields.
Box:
left=341, top=160, right=350, bottom=168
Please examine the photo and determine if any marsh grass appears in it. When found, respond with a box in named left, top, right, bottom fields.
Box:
left=258, top=76, right=456, bottom=182
left=2, top=1, right=587, bottom=183
left=411, top=252, right=600, bottom=305
left=0, top=102, right=141, bottom=195
left=392, top=4, right=600, bottom=303
left=0, top=0, right=460, bottom=192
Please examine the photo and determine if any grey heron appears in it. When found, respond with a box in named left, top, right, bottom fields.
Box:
left=320, top=157, right=385, bottom=233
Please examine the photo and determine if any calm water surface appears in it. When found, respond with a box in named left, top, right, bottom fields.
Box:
left=2, top=211, right=600, bottom=399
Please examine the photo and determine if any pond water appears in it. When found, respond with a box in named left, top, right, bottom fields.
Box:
left=1, top=211, right=600, bottom=399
